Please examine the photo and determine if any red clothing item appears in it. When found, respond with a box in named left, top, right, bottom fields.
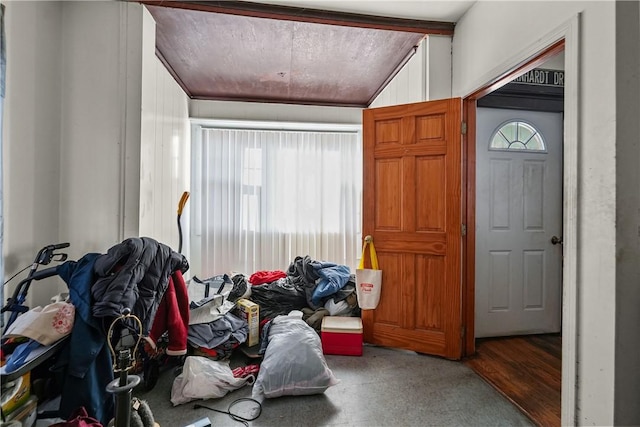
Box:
left=51, top=407, right=103, bottom=427
left=148, top=270, right=189, bottom=356
left=232, top=364, right=260, bottom=378
left=249, top=270, right=286, bottom=285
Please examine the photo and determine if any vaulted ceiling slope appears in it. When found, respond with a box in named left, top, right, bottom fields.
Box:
left=138, top=1, right=470, bottom=107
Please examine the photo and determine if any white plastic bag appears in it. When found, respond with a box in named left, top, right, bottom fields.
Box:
left=171, top=356, right=254, bottom=405
left=3, top=301, right=75, bottom=345
left=356, top=239, right=383, bottom=310
left=324, top=298, right=350, bottom=316
left=252, top=315, right=339, bottom=402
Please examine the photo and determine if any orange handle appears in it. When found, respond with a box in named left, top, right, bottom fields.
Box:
left=177, top=191, right=190, bottom=215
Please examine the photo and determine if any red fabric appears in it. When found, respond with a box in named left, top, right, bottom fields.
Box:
left=248, top=270, right=286, bottom=285
left=232, top=364, right=260, bottom=378
left=148, top=270, right=189, bottom=355
left=50, top=407, right=103, bottom=427
left=260, top=317, right=270, bottom=329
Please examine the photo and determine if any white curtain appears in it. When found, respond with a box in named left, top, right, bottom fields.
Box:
left=192, top=124, right=362, bottom=277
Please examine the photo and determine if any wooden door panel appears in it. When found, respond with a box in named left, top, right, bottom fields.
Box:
left=373, top=252, right=402, bottom=325
left=375, top=119, right=402, bottom=144
left=375, top=159, right=402, bottom=230
left=416, top=156, right=446, bottom=232
left=362, top=98, right=462, bottom=359
left=371, top=234, right=445, bottom=254
left=371, top=321, right=446, bottom=353
left=416, top=114, right=446, bottom=141
left=374, top=145, right=448, bottom=157
left=418, top=254, right=445, bottom=331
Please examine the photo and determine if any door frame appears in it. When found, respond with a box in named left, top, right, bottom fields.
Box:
left=461, top=15, right=580, bottom=426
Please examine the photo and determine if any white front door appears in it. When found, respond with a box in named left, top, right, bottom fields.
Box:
left=475, top=107, right=563, bottom=338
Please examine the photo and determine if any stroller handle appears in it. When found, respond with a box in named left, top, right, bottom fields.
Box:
left=49, top=243, right=70, bottom=250
left=2, top=243, right=71, bottom=328
left=36, top=243, right=70, bottom=266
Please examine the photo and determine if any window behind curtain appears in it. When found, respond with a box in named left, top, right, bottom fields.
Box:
left=191, top=123, right=362, bottom=277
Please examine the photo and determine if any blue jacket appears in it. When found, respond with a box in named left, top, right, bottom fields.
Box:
left=311, top=263, right=351, bottom=307
left=55, top=253, right=114, bottom=426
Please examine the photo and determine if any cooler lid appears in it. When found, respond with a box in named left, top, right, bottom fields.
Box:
left=321, top=316, right=363, bottom=333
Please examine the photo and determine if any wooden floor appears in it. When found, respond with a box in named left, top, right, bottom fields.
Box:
left=463, top=334, right=561, bottom=427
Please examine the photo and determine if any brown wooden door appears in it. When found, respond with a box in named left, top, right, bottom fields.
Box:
left=362, top=98, right=462, bottom=359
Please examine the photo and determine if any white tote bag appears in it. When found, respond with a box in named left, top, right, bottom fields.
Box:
left=355, top=239, right=382, bottom=310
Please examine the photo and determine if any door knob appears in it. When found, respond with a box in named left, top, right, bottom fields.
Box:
left=551, top=235, right=563, bottom=245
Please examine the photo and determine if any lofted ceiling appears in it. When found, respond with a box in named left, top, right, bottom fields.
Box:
left=138, top=1, right=476, bottom=107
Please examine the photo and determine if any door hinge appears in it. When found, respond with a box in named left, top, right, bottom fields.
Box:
left=461, top=122, right=467, bottom=135
left=462, top=224, right=467, bottom=236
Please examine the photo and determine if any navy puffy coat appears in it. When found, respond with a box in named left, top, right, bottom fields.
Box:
left=91, top=237, right=189, bottom=335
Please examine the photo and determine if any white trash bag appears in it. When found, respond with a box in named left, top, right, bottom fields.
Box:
left=171, top=356, right=254, bottom=405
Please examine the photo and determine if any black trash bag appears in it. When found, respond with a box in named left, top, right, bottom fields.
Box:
left=248, top=277, right=308, bottom=322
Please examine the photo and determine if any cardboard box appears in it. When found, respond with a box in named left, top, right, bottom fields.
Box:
left=321, top=316, right=363, bottom=356
left=1, top=371, right=31, bottom=416
left=235, top=299, right=260, bottom=347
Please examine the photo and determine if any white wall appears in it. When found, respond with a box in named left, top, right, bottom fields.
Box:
left=370, top=34, right=452, bottom=108
left=59, top=1, right=144, bottom=257
left=424, top=35, right=452, bottom=101
left=452, top=1, right=621, bottom=424
left=3, top=1, right=65, bottom=303
left=139, top=7, right=190, bottom=254
left=3, top=1, right=187, bottom=307
left=190, top=99, right=362, bottom=124
left=370, top=37, right=425, bottom=108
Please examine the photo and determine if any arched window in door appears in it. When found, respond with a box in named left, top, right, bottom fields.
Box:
left=489, top=120, right=546, bottom=152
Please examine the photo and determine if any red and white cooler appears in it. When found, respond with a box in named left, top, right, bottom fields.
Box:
left=321, top=316, right=363, bottom=356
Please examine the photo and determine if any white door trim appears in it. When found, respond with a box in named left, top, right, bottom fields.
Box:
left=465, top=14, right=580, bottom=426
left=561, top=15, right=580, bottom=427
